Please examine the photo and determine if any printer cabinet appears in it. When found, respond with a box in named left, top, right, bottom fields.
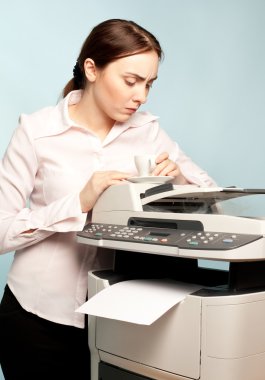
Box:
left=89, top=274, right=265, bottom=380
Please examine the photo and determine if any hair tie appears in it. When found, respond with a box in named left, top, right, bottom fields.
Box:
left=73, top=61, right=83, bottom=86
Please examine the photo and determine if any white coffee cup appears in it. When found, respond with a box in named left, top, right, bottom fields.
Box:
left=134, top=154, right=157, bottom=177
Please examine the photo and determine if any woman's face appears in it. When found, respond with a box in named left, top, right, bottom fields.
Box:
left=87, top=51, right=159, bottom=124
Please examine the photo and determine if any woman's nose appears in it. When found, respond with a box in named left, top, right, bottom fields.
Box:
left=133, top=87, right=148, bottom=104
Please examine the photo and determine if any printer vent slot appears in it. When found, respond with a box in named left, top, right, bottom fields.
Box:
left=128, top=217, right=203, bottom=231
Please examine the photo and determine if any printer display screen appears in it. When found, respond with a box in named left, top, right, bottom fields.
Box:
left=149, top=231, right=170, bottom=237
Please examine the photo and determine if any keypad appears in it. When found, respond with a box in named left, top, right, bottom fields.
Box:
left=78, top=223, right=262, bottom=251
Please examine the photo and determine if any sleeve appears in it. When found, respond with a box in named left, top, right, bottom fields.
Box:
left=150, top=121, right=217, bottom=187
left=0, top=118, right=87, bottom=255
left=175, top=145, right=217, bottom=186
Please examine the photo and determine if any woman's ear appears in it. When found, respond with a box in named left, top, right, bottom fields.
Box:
left=84, top=58, right=97, bottom=82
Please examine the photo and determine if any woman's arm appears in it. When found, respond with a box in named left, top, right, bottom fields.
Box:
left=0, top=119, right=87, bottom=255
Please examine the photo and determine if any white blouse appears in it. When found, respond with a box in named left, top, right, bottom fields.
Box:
left=0, top=90, right=216, bottom=328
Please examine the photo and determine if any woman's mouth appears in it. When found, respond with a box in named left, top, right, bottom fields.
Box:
left=125, top=108, right=137, bottom=114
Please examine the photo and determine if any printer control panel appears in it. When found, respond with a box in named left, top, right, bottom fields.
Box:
left=78, top=223, right=262, bottom=250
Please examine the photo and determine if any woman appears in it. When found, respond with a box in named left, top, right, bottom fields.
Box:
left=0, top=19, right=215, bottom=379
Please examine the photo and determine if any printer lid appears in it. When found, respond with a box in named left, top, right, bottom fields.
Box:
left=141, top=185, right=265, bottom=206
left=139, top=185, right=265, bottom=218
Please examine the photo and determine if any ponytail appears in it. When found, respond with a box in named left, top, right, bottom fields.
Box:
left=62, top=61, right=85, bottom=98
left=62, top=78, right=77, bottom=98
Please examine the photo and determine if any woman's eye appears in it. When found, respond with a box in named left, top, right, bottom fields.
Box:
left=125, top=80, right=136, bottom=87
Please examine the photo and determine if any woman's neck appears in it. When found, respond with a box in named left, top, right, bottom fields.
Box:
left=68, top=90, right=114, bottom=141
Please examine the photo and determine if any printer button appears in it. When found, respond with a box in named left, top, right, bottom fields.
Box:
left=188, top=241, right=199, bottom=246
left=144, top=237, right=153, bottom=241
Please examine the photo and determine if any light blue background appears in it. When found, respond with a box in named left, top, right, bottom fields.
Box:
left=1, top=0, right=265, bottom=378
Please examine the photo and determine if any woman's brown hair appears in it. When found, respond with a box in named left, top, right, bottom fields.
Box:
left=63, top=19, right=163, bottom=97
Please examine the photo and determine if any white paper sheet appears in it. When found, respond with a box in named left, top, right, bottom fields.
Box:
left=76, top=279, right=201, bottom=325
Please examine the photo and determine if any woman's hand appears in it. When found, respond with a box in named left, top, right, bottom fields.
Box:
left=80, top=170, right=130, bottom=213
left=152, top=152, right=190, bottom=184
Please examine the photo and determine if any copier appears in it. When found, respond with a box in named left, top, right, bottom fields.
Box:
left=77, top=182, right=265, bottom=380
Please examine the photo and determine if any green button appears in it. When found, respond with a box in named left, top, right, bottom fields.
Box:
left=189, top=241, right=199, bottom=246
